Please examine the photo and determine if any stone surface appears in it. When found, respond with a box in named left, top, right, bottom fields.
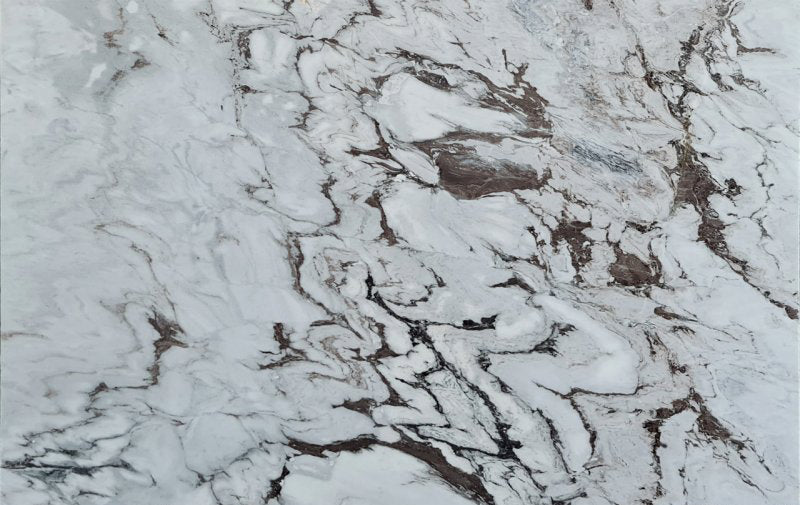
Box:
left=1, top=0, right=798, bottom=504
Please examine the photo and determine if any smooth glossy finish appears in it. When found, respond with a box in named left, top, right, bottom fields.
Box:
left=1, top=1, right=798, bottom=504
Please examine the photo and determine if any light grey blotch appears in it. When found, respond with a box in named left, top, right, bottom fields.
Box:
left=572, top=143, right=641, bottom=174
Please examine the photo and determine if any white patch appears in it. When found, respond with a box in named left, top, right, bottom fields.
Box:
left=84, top=63, right=106, bottom=88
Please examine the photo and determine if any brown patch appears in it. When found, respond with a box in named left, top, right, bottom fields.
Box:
left=104, top=31, right=120, bottom=48
left=627, top=221, right=656, bottom=234
left=261, top=322, right=309, bottom=370
left=388, top=437, right=494, bottom=504
left=366, top=0, right=382, bottom=16
left=696, top=407, right=730, bottom=438
left=288, top=437, right=374, bottom=458
left=273, top=323, right=290, bottom=350
left=421, top=143, right=548, bottom=200
left=490, top=276, right=536, bottom=293
left=724, top=178, right=741, bottom=196
left=152, top=17, right=171, bottom=43
left=236, top=29, right=254, bottom=67
left=460, top=315, right=497, bottom=330
left=337, top=398, right=376, bottom=415
left=609, top=245, right=661, bottom=286
left=668, top=360, right=687, bottom=374
left=654, top=398, right=691, bottom=420
left=674, top=143, right=747, bottom=274
left=643, top=397, right=693, bottom=488
left=533, top=323, right=575, bottom=356
left=413, top=70, right=451, bottom=90
left=320, top=177, right=342, bottom=227
left=103, top=9, right=125, bottom=49
left=654, top=306, right=683, bottom=320
left=482, top=57, right=552, bottom=137
left=642, top=416, right=665, bottom=488
left=366, top=321, right=400, bottom=361
left=691, top=392, right=743, bottom=449
left=367, top=50, right=553, bottom=203
left=310, top=319, right=337, bottom=327
left=533, top=323, right=574, bottom=356
left=287, top=436, right=494, bottom=504
left=697, top=211, right=745, bottom=272
left=388, top=48, right=552, bottom=137
left=290, top=92, right=319, bottom=130
left=551, top=220, right=592, bottom=278
left=669, top=143, right=800, bottom=319
left=347, top=119, right=393, bottom=160
left=365, top=191, right=398, bottom=245
left=672, top=145, right=796, bottom=321
left=286, top=236, right=308, bottom=299
left=643, top=419, right=661, bottom=434
left=259, top=355, right=303, bottom=370
left=147, top=311, right=187, bottom=385
left=727, top=20, right=776, bottom=55
left=649, top=392, right=745, bottom=451
left=436, top=152, right=547, bottom=199
left=89, top=382, right=109, bottom=399
left=265, top=466, right=290, bottom=501
left=131, top=57, right=150, bottom=70
left=673, top=143, right=716, bottom=213
left=779, top=304, right=798, bottom=320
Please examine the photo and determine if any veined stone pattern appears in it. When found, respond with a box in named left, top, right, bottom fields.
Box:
left=1, top=1, right=797, bottom=504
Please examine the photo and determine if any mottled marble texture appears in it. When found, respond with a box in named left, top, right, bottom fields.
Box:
left=1, top=0, right=798, bottom=504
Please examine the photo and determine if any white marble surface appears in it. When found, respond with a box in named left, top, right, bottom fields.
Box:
left=1, top=0, right=798, bottom=504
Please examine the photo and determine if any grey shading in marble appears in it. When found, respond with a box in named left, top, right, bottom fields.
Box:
left=1, top=0, right=798, bottom=505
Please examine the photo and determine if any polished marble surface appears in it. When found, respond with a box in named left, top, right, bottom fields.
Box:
left=1, top=0, right=798, bottom=504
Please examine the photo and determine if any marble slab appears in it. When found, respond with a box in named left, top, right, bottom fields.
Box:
left=1, top=0, right=798, bottom=504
